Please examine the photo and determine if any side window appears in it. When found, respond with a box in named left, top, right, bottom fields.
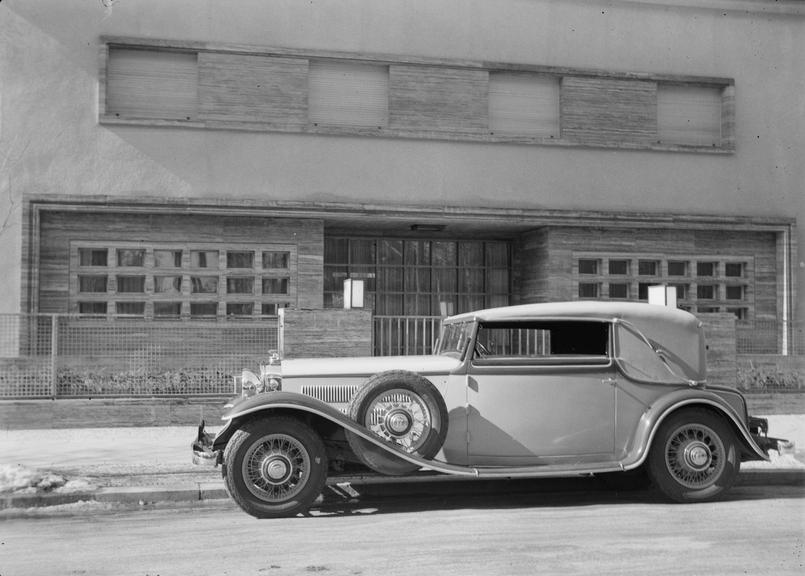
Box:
left=474, top=321, right=610, bottom=364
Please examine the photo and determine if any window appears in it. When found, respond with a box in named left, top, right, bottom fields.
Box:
left=106, top=48, right=198, bottom=121
left=79, top=249, right=107, bottom=267
left=226, top=303, right=254, bottom=317
left=115, top=302, right=145, bottom=316
left=308, top=61, right=389, bottom=128
left=579, top=283, right=600, bottom=299
left=725, top=262, right=745, bottom=277
left=191, top=250, right=218, bottom=269
left=668, top=261, right=688, bottom=276
left=263, top=251, right=290, bottom=269
left=154, top=276, right=182, bottom=294
left=726, top=285, right=744, bottom=300
left=657, top=84, right=722, bottom=147
left=474, top=321, right=609, bottom=361
left=697, top=285, right=717, bottom=300
left=154, top=302, right=182, bottom=318
left=117, top=249, right=145, bottom=267
left=697, top=262, right=717, bottom=277
left=638, top=283, right=652, bottom=301
left=262, top=278, right=290, bottom=295
left=226, top=277, right=254, bottom=294
left=78, top=302, right=107, bottom=314
left=638, top=260, right=659, bottom=276
left=190, top=302, right=218, bottom=318
left=191, top=276, right=218, bottom=294
left=79, top=275, right=108, bottom=293
left=154, top=250, right=182, bottom=268
left=609, top=283, right=629, bottom=299
left=578, top=260, right=599, bottom=275
left=488, top=72, right=560, bottom=137
left=669, top=284, right=689, bottom=299
left=608, top=260, right=629, bottom=275
left=116, top=275, right=145, bottom=293
left=227, top=251, right=254, bottom=269
left=261, top=303, right=289, bottom=316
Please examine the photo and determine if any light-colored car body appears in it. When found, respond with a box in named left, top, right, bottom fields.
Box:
left=193, top=301, right=784, bottom=517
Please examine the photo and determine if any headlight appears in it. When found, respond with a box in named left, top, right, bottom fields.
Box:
left=259, top=349, right=282, bottom=392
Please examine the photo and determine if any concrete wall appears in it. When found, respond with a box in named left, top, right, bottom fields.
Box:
left=1, top=0, right=803, bottom=320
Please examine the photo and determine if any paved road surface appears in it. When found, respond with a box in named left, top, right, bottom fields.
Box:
left=1, top=483, right=803, bottom=576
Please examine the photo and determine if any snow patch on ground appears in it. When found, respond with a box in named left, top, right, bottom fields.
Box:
left=0, top=464, right=97, bottom=494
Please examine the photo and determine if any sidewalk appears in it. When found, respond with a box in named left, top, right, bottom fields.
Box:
left=1, top=416, right=803, bottom=514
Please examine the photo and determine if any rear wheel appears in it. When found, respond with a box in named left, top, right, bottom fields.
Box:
left=647, top=409, right=740, bottom=502
left=222, top=417, right=328, bottom=518
left=346, top=371, right=448, bottom=476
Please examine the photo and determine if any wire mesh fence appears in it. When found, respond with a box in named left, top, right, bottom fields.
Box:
left=0, top=314, right=278, bottom=398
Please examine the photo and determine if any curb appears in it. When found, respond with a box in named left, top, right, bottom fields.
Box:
left=1, top=469, right=802, bottom=511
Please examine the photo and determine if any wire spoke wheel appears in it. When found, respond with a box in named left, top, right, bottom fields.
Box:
left=648, top=408, right=739, bottom=502
left=223, top=417, right=328, bottom=518
left=664, top=423, right=725, bottom=490
left=363, top=388, right=433, bottom=453
left=243, top=433, right=311, bottom=502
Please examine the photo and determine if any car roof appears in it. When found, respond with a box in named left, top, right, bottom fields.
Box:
left=447, top=301, right=706, bottom=381
left=446, top=300, right=698, bottom=326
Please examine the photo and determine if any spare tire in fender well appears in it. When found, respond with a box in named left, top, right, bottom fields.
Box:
left=345, top=370, right=449, bottom=476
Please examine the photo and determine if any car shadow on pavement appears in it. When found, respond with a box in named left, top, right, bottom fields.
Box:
left=308, top=477, right=804, bottom=518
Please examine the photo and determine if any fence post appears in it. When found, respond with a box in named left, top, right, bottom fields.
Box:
left=50, top=314, right=58, bottom=398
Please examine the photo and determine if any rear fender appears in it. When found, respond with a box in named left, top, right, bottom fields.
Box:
left=623, top=390, right=770, bottom=470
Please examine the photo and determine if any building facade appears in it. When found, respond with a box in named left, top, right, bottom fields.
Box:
left=1, top=0, right=802, bottom=356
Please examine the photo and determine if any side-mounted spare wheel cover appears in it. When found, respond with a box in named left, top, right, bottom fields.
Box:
left=346, top=370, right=449, bottom=476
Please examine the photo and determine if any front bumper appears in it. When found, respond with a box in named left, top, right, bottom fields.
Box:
left=191, top=421, right=222, bottom=467
left=748, top=416, right=790, bottom=455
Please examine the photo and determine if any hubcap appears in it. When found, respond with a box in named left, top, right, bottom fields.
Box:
left=665, top=423, right=725, bottom=490
left=684, top=443, right=711, bottom=470
left=365, top=388, right=434, bottom=452
left=263, top=457, right=290, bottom=482
left=242, top=433, right=310, bottom=502
left=385, top=409, right=413, bottom=436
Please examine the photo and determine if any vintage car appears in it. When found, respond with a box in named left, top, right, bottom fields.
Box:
left=192, top=301, right=784, bottom=518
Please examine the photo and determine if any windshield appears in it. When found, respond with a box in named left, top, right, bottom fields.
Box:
left=436, top=321, right=474, bottom=358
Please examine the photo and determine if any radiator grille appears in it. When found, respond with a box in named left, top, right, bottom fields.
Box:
left=300, top=384, right=359, bottom=405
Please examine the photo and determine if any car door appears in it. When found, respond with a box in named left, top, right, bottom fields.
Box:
left=466, top=319, right=617, bottom=466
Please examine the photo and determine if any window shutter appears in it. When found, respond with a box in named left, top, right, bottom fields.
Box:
left=308, top=61, right=388, bottom=128
left=489, top=73, right=559, bottom=137
left=106, top=48, right=198, bottom=120
left=657, top=85, right=722, bottom=146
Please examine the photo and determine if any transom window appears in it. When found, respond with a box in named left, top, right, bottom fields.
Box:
left=70, top=243, right=295, bottom=319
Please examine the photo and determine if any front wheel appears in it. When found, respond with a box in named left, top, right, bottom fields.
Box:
left=647, top=409, right=740, bottom=503
left=222, top=417, right=328, bottom=518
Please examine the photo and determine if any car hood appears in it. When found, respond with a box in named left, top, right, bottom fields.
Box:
left=281, top=354, right=461, bottom=378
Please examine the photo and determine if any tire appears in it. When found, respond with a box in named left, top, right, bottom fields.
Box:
left=647, top=408, right=740, bottom=503
left=222, top=417, right=328, bottom=518
left=345, top=371, right=449, bottom=476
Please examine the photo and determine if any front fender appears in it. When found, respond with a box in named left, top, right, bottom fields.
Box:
left=622, top=388, right=770, bottom=471
left=216, top=391, right=477, bottom=476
